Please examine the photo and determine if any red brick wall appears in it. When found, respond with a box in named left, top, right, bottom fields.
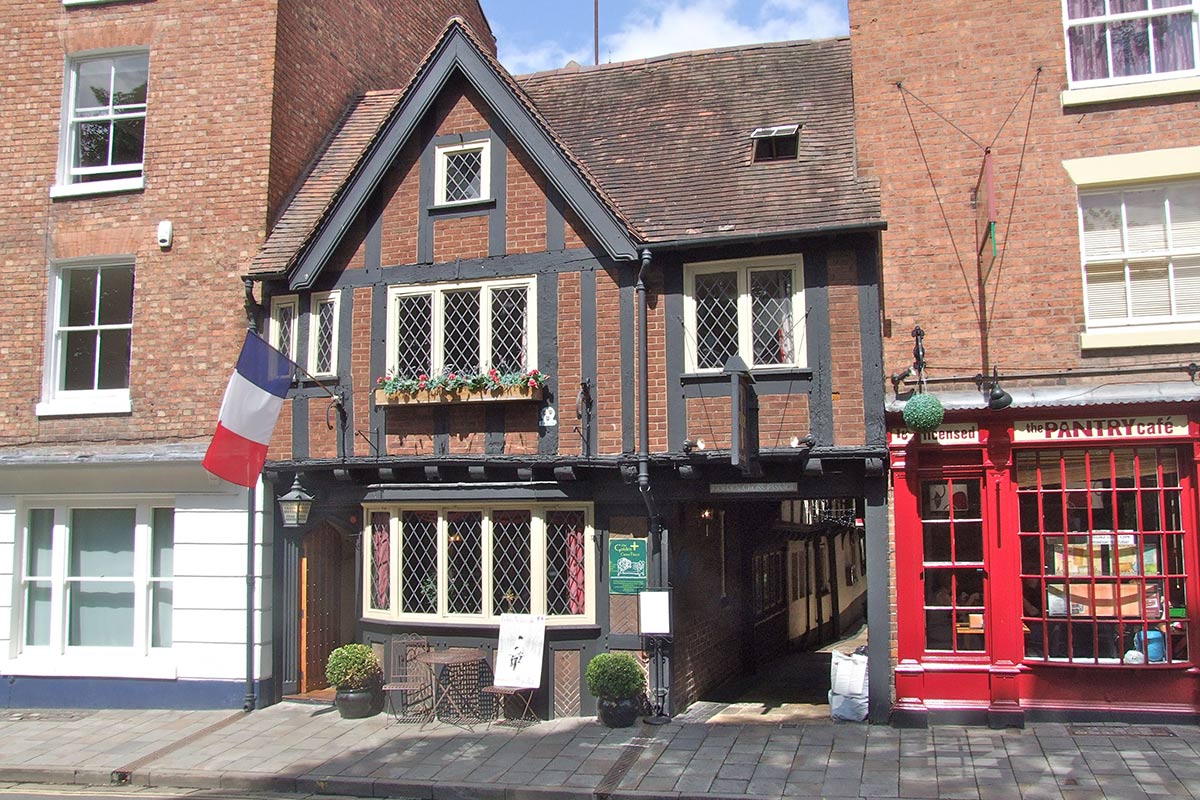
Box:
left=557, top=271, right=583, bottom=455
left=351, top=287, right=373, bottom=458
left=758, top=394, right=813, bottom=449
left=595, top=266, right=625, bottom=454
left=828, top=250, right=865, bottom=446
left=849, top=0, right=1200, bottom=381
left=379, top=143, right=420, bottom=267
left=268, top=0, right=493, bottom=223
left=0, top=0, right=486, bottom=458
left=433, top=216, right=489, bottom=262
left=506, top=138, right=548, bottom=254
left=0, top=1, right=277, bottom=452
left=386, top=408, right=435, bottom=455
left=645, top=269, right=669, bottom=452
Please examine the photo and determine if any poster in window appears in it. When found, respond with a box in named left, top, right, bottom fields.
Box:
left=926, top=481, right=970, bottom=516
left=609, top=538, right=648, bottom=595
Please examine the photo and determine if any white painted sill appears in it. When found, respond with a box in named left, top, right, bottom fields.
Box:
left=36, top=393, right=132, bottom=418
left=1081, top=324, right=1200, bottom=350
left=2, top=654, right=177, bottom=680
left=1062, top=75, right=1200, bottom=108
left=50, top=176, right=144, bottom=199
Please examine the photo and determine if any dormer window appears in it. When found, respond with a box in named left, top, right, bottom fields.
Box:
left=434, top=139, right=491, bottom=205
left=751, top=124, right=799, bottom=162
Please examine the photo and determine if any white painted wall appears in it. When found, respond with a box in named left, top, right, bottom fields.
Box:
left=0, top=461, right=273, bottom=685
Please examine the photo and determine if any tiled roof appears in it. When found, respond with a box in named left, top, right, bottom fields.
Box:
left=519, top=37, right=881, bottom=244
left=248, top=29, right=881, bottom=278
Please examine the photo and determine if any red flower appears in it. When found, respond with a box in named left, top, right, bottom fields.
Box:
left=528, top=379, right=537, bottom=388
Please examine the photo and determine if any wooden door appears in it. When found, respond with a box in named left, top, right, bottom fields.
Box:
left=299, top=524, right=341, bottom=692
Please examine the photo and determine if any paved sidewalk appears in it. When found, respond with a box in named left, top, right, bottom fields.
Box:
left=3, top=702, right=1200, bottom=799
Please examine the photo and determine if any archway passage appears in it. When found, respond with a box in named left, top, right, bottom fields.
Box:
left=299, top=523, right=355, bottom=693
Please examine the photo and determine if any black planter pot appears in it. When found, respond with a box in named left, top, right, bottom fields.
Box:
left=334, top=686, right=383, bottom=719
left=596, top=697, right=639, bottom=728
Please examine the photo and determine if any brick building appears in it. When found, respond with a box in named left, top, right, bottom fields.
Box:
left=248, top=20, right=889, bottom=719
left=851, top=0, right=1200, bottom=722
left=0, top=0, right=491, bottom=709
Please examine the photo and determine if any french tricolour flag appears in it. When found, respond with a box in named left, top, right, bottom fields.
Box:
left=203, top=331, right=295, bottom=488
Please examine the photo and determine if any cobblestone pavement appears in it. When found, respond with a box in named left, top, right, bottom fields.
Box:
left=2, top=702, right=1200, bottom=799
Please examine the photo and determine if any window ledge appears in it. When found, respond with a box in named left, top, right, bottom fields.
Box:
left=1062, top=75, right=1200, bottom=108
left=50, top=176, right=144, bottom=199
left=2, top=654, right=177, bottom=679
left=429, top=197, right=496, bottom=214
left=36, top=393, right=132, bottom=418
left=1081, top=324, right=1200, bottom=350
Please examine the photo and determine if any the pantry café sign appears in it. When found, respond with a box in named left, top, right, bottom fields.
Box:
left=1013, top=415, right=1188, bottom=442
left=889, top=422, right=980, bottom=446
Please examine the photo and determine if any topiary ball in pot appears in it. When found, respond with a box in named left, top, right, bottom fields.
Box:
left=903, top=392, right=944, bottom=433
left=586, top=652, right=647, bottom=728
left=326, top=643, right=384, bottom=719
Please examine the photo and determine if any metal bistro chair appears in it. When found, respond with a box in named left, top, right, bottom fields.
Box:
left=383, top=634, right=430, bottom=724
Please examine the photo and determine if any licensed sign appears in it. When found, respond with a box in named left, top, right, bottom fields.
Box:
left=888, top=422, right=980, bottom=447
left=609, top=538, right=648, bottom=595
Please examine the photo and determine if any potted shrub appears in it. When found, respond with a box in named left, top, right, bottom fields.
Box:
left=325, top=643, right=384, bottom=719
left=585, top=652, right=647, bottom=728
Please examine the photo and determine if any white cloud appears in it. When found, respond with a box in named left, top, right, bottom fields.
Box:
left=498, top=39, right=594, bottom=75
left=602, top=0, right=848, bottom=63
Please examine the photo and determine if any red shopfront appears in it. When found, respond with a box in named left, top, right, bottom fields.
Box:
left=889, top=410, right=1200, bottom=726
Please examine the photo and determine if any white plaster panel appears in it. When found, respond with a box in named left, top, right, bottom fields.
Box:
left=173, top=576, right=251, bottom=611
left=174, top=542, right=258, bottom=577
left=173, top=608, right=254, bottom=644
left=172, top=641, right=271, bottom=680
left=173, top=507, right=254, bottom=546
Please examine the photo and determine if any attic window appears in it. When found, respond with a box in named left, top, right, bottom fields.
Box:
left=434, top=140, right=491, bottom=206
left=751, top=125, right=799, bottom=163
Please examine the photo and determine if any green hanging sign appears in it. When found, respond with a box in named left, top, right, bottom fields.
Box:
left=609, top=538, right=648, bottom=595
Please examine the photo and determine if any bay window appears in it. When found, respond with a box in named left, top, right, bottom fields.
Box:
left=364, top=505, right=593, bottom=624
left=20, top=502, right=173, bottom=653
left=386, top=277, right=536, bottom=379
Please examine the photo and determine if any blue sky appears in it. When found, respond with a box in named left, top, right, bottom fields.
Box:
left=477, top=0, right=850, bottom=75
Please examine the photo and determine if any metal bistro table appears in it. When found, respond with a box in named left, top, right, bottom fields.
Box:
left=415, top=647, right=488, bottom=725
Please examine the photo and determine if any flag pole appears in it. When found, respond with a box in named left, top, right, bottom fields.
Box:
left=244, top=481, right=257, bottom=712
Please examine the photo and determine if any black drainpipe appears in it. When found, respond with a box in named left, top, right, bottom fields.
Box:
left=635, top=249, right=662, bottom=568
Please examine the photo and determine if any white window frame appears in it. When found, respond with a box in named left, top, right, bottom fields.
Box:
left=36, top=256, right=134, bottom=418
left=306, top=290, right=340, bottom=378
left=1075, top=173, right=1200, bottom=347
left=269, top=294, right=299, bottom=365
left=683, top=255, right=807, bottom=373
left=385, top=276, right=537, bottom=377
left=51, top=49, right=149, bottom=198
left=433, top=139, right=491, bottom=206
left=362, top=504, right=595, bottom=626
left=10, top=498, right=175, bottom=677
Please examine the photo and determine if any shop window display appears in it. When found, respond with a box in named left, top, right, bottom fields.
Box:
left=1017, top=447, right=1188, bottom=665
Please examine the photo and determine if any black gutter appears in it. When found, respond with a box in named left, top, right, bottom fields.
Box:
left=649, top=219, right=887, bottom=252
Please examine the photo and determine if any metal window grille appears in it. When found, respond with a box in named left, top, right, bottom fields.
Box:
left=444, top=148, right=483, bottom=202
left=443, top=289, right=481, bottom=375
left=1017, top=447, right=1188, bottom=665
left=490, top=287, right=528, bottom=373
left=274, top=303, right=295, bottom=362
left=546, top=510, right=586, bottom=615
left=394, top=293, right=433, bottom=378
left=921, top=478, right=987, bottom=653
left=694, top=271, right=738, bottom=369
left=314, top=299, right=336, bottom=374
left=750, top=269, right=793, bottom=365
left=370, top=512, right=391, bottom=611
left=492, top=510, right=531, bottom=615
left=399, top=511, right=437, bottom=615
left=447, top=511, right=483, bottom=615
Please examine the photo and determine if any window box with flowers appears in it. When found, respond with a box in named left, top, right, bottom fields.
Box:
left=374, top=368, right=548, bottom=406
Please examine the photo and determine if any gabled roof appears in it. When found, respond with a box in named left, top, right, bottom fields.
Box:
left=520, top=37, right=882, bottom=244
left=248, top=23, right=882, bottom=284
left=250, top=18, right=640, bottom=287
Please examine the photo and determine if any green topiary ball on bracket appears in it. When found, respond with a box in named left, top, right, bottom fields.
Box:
left=903, top=393, right=944, bottom=433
